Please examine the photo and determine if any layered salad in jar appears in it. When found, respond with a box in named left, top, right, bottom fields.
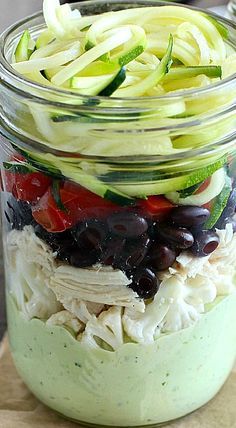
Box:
left=2, top=0, right=236, bottom=426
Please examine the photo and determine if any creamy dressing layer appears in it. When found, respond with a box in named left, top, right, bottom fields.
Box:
left=7, top=293, right=236, bottom=426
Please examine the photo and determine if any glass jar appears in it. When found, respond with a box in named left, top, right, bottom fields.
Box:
left=1, top=1, right=236, bottom=427
left=228, top=0, right=236, bottom=20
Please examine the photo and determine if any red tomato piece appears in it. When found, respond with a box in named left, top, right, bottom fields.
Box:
left=32, top=187, right=75, bottom=232
left=3, top=170, right=52, bottom=203
left=138, top=195, right=175, bottom=219
left=61, top=181, right=122, bottom=221
left=10, top=153, right=25, bottom=162
left=32, top=181, right=123, bottom=233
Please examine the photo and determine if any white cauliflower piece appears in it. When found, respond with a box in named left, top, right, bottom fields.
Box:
left=123, top=294, right=170, bottom=344
left=162, top=299, right=200, bottom=332
left=79, top=306, right=123, bottom=350
left=157, top=272, right=217, bottom=333
left=58, top=297, right=104, bottom=324
left=175, top=223, right=236, bottom=295
left=7, top=227, right=61, bottom=320
left=50, top=264, right=144, bottom=312
left=209, top=225, right=236, bottom=294
left=183, top=275, right=217, bottom=311
left=47, top=310, right=83, bottom=334
left=123, top=268, right=218, bottom=343
left=158, top=276, right=201, bottom=332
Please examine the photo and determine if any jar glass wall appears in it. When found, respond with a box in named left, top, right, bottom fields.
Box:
left=228, top=0, right=236, bottom=20
left=1, top=1, right=236, bottom=427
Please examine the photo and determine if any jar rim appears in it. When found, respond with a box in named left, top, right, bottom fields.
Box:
left=0, top=0, right=236, bottom=108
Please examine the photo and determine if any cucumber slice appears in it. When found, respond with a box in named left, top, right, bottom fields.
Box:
left=77, top=61, right=121, bottom=77
left=42, top=66, right=63, bottom=81
left=3, top=161, right=36, bottom=174
left=204, top=176, right=232, bottom=229
left=51, top=180, right=66, bottom=211
left=99, top=67, right=126, bottom=96
left=13, top=42, right=82, bottom=74
left=110, top=26, right=147, bottom=67
left=164, top=65, right=222, bottom=81
left=113, top=34, right=173, bottom=97
left=71, top=74, right=115, bottom=94
left=166, top=168, right=226, bottom=206
left=51, top=27, right=132, bottom=86
left=55, top=162, right=135, bottom=206
left=86, top=23, right=146, bottom=65
left=36, top=29, right=55, bottom=49
left=12, top=146, right=63, bottom=179
left=178, top=181, right=204, bottom=198
left=70, top=67, right=126, bottom=96
left=114, top=158, right=226, bottom=197
left=13, top=148, right=135, bottom=206
left=51, top=113, right=107, bottom=123
left=14, top=30, right=33, bottom=62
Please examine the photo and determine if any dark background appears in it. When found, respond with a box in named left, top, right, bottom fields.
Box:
left=0, top=0, right=229, bottom=340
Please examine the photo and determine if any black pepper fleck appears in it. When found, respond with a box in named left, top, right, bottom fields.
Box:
left=75, top=362, right=81, bottom=368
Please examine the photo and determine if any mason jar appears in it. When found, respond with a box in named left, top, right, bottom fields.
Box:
left=0, top=1, right=236, bottom=426
left=228, top=0, right=236, bottom=20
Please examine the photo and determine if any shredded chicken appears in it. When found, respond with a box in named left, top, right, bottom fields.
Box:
left=50, top=264, right=144, bottom=312
left=6, top=224, right=236, bottom=349
left=7, top=227, right=61, bottom=320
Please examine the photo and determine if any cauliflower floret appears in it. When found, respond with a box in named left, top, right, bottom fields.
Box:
left=79, top=306, right=123, bottom=351
left=7, top=227, right=61, bottom=320
left=47, top=310, right=83, bottom=334
left=58, top=296, right=105, bottom=324
left=161, top=299, right=200, bottom=332
left=123, top=271, right=217, bottom=344
left=159, top=273, right=216, bottom=332
left=123, top=294, right=170, bottom=344
left=175, top=223, right=236, bottom=296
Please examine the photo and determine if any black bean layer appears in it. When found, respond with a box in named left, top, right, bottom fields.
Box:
left=129, top=267, right=160, bottom=299
left=157, top=224, right=194, bottom=249
left=148, top=243, right=177, bottom=271
left=190, top=230, right=219, bottom=257
left=107, top=212, right=148, bottom=238
left=170, top=206, right=210, bottom=228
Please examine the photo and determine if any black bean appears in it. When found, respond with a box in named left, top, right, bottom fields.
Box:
left=5, top=197, right=33, bottom=230
left=102, top=236, right=126, bottom=266
left=70, top=249, right=100, bottom=268
left=74, top=219, right=107, bottom=250
left=34, top=224, right=74, bottom=252
left=56, top=243, right=78, bottom=262
left=148, top=243, right=176, bottom=271
left=129, top=267, right=160, bottom=299
left=114, top=235, right=151, bottom=271
left=107, top=212, right=148, bottom=238
left=190, top=230, right=219, bottom=257
left=170, top=206, right=210, bottom=227
left=157, top=224, right=194, bottom=249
